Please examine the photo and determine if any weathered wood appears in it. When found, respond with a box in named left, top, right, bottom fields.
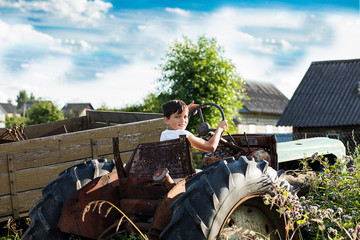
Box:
left=0, top=118, right=164, bottom=172
left=87, top=110, right=162, bottom=128
left=0, top=189, right=42, bottom=219
left=91, top=139, right=98, bottom=159
left=24, top=116, right=87, bottom=139
left=7, top=154, right=19, bottom=219
left=0, top=117, right=165, bottom=219
left=0, top=159, right=85, bottom=195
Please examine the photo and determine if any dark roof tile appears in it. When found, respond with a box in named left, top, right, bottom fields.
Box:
left=242, top=81, right=289, bottom=114
left=277, top=59, right=360, bottom=127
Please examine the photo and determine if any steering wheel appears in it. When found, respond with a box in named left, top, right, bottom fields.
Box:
left=188, top=103, right=225, bottom=136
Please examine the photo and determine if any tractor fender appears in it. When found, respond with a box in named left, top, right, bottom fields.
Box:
left=149, top=176, right=192, bottom=239
left=57, top=170, right=120, bottom=239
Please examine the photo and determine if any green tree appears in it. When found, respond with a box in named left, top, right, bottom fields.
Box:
left=26, top=100, right=65, bottom=125
left=16, top=90, right=29, bottom=110
left=5, top=115, right=28, bottom=128
left=135, top=35, right=246, bottom=132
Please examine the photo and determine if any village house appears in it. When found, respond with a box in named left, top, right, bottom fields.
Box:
left=236, top=80, right=292, bottom=135
left=277, top=58, right=360, bottom=151
left=0, top=102, right=20, bottom=128
left=62, top=103, right=94, bottom=119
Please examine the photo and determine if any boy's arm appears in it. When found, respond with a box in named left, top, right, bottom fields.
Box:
left=187, top=120, right=228, bottom=152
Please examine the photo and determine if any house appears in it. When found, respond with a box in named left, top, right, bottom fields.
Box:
left=62, top=103, right=94, bottom=118
left=277, top=58, right=360, bottom=150
left=236, top=81, right=291, bottom=134
left=0, top=102, right=20, bottom=128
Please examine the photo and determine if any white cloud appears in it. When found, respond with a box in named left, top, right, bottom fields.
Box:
left=0, top=19, right=53, bottom=46
left=165, top=7, right=190, bottom=17
left=1, top=5, right=360, bottom=108
left=0, top=0, right=112, bottom=26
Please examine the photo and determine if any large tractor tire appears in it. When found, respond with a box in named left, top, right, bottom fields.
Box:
left=160, top=156, right=290, bottom=240
left=22, top=159, right=115, bottom=240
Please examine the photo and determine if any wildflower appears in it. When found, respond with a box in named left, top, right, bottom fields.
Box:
left=343, top=215, right=352, bottom=222
left=328, top=227, right=338, bottom=237
left=337, top=207, right=343, bottom=214
left=327, top=208, right=334, bottom=215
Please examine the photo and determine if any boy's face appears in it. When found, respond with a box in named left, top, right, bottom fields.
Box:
left=164, top=108, right=189, bottom=130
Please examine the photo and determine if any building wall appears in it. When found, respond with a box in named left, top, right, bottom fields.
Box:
left=0, top=113, right=5, bottom=128
left=237, top=112, right=292, bottom=134
left=237, top=123, right=292, bottom=134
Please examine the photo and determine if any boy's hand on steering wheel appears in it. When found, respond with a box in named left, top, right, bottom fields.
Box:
left=217, top=120, right=228, bottom=132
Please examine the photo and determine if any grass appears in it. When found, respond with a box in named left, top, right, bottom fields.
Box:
left=0, top=218, right=29, bottom=240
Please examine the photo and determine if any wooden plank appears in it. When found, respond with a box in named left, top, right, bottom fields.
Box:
left=7, top=154, right=19, bottom=219
left=0, top=160, right=85, bottom=195
left=0, top=149, right=136, bottom=196
left=24, top=116, right=87, bottom=139
left=0, top=150, right=131, bottom=218
left=0, top=189, right=42, bottom=218
left=0, top=118, right=166, bottom=218
left=87, top=110, right=162, bottom=127
left=91, top=139, right=98, bottom=159
left=0, top=118, right=165, bottom=173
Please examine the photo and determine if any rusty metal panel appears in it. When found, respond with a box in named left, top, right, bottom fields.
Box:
left=119, top=199, right=159, bottom=215
left=118, top=177, right=167, bottom=199
left=125, top=136, right=194, bottom=178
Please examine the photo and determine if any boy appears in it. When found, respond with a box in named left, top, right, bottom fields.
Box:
left=160, top=100, right=228, bottom=153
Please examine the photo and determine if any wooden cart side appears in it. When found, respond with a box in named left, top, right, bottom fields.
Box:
left=23, top=116, right=88, bottom=139
left=0, top=118, right=165, bottom=221
left=86, top=110, right=163, bottom=128
left=23, top=110, right=163, bottom=139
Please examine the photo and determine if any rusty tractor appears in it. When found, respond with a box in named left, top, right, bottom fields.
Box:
left=22, top=103, right=292, bottom=240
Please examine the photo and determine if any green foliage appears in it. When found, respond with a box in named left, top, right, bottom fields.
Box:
left=97, top=103, right=119, bottom=111
left=121, top=93, right=166, bottom=113
left=5, top=115, right=28, bottom=128
left=26, top=100, right=65, bottom=125
left=263, top=143, right=360, bottom=240
left=122, top=35, right=246, bottom=133
left=0, top=218, right=29, bottom=240
left=157, top=35, right=246, bottom=132
left=16, top=90, right=35, bottom=110
left=16, top=90, right=28, bottom=110
left=298, top=153, right=360, bottom=239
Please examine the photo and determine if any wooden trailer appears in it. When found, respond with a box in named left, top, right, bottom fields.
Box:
left=0, top=110, right=164, bottom=222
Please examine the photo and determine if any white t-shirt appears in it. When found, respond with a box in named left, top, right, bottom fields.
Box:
left=160, top=129, right=193, bottom=141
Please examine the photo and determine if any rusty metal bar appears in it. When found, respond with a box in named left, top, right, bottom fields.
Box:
left=112, top=137, right=126, bottom=179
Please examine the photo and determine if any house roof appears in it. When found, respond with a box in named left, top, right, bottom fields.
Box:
left=241, top=81, right=289, bottom=114
left=0, top=103, right=18, bottom=114
left=62, top=103, right=94, bottom=111
left=277, top=58, right=360, bottom=127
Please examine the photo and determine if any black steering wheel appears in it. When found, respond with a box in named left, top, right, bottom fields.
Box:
left=188, top=103, right=225, bottom=136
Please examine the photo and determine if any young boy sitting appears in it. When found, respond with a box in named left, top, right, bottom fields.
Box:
left=160, top=100, right=228, bottom=153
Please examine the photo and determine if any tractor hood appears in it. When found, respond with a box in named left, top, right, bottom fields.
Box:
left=277, top=137, right=346, bottom=163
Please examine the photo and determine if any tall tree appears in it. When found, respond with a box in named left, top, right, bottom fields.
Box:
left=16, top=90, right=28, bottom=110
left=158, top=35, right=247, bottom=131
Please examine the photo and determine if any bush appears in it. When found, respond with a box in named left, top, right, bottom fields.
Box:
left=263, top=143, right=360, bottom=239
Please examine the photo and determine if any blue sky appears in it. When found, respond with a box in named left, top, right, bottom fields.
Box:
left=0, top=0, right=359, bottom=109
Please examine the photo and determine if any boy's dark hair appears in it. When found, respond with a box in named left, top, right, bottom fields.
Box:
left=162, top=100, right=188, bottom=119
